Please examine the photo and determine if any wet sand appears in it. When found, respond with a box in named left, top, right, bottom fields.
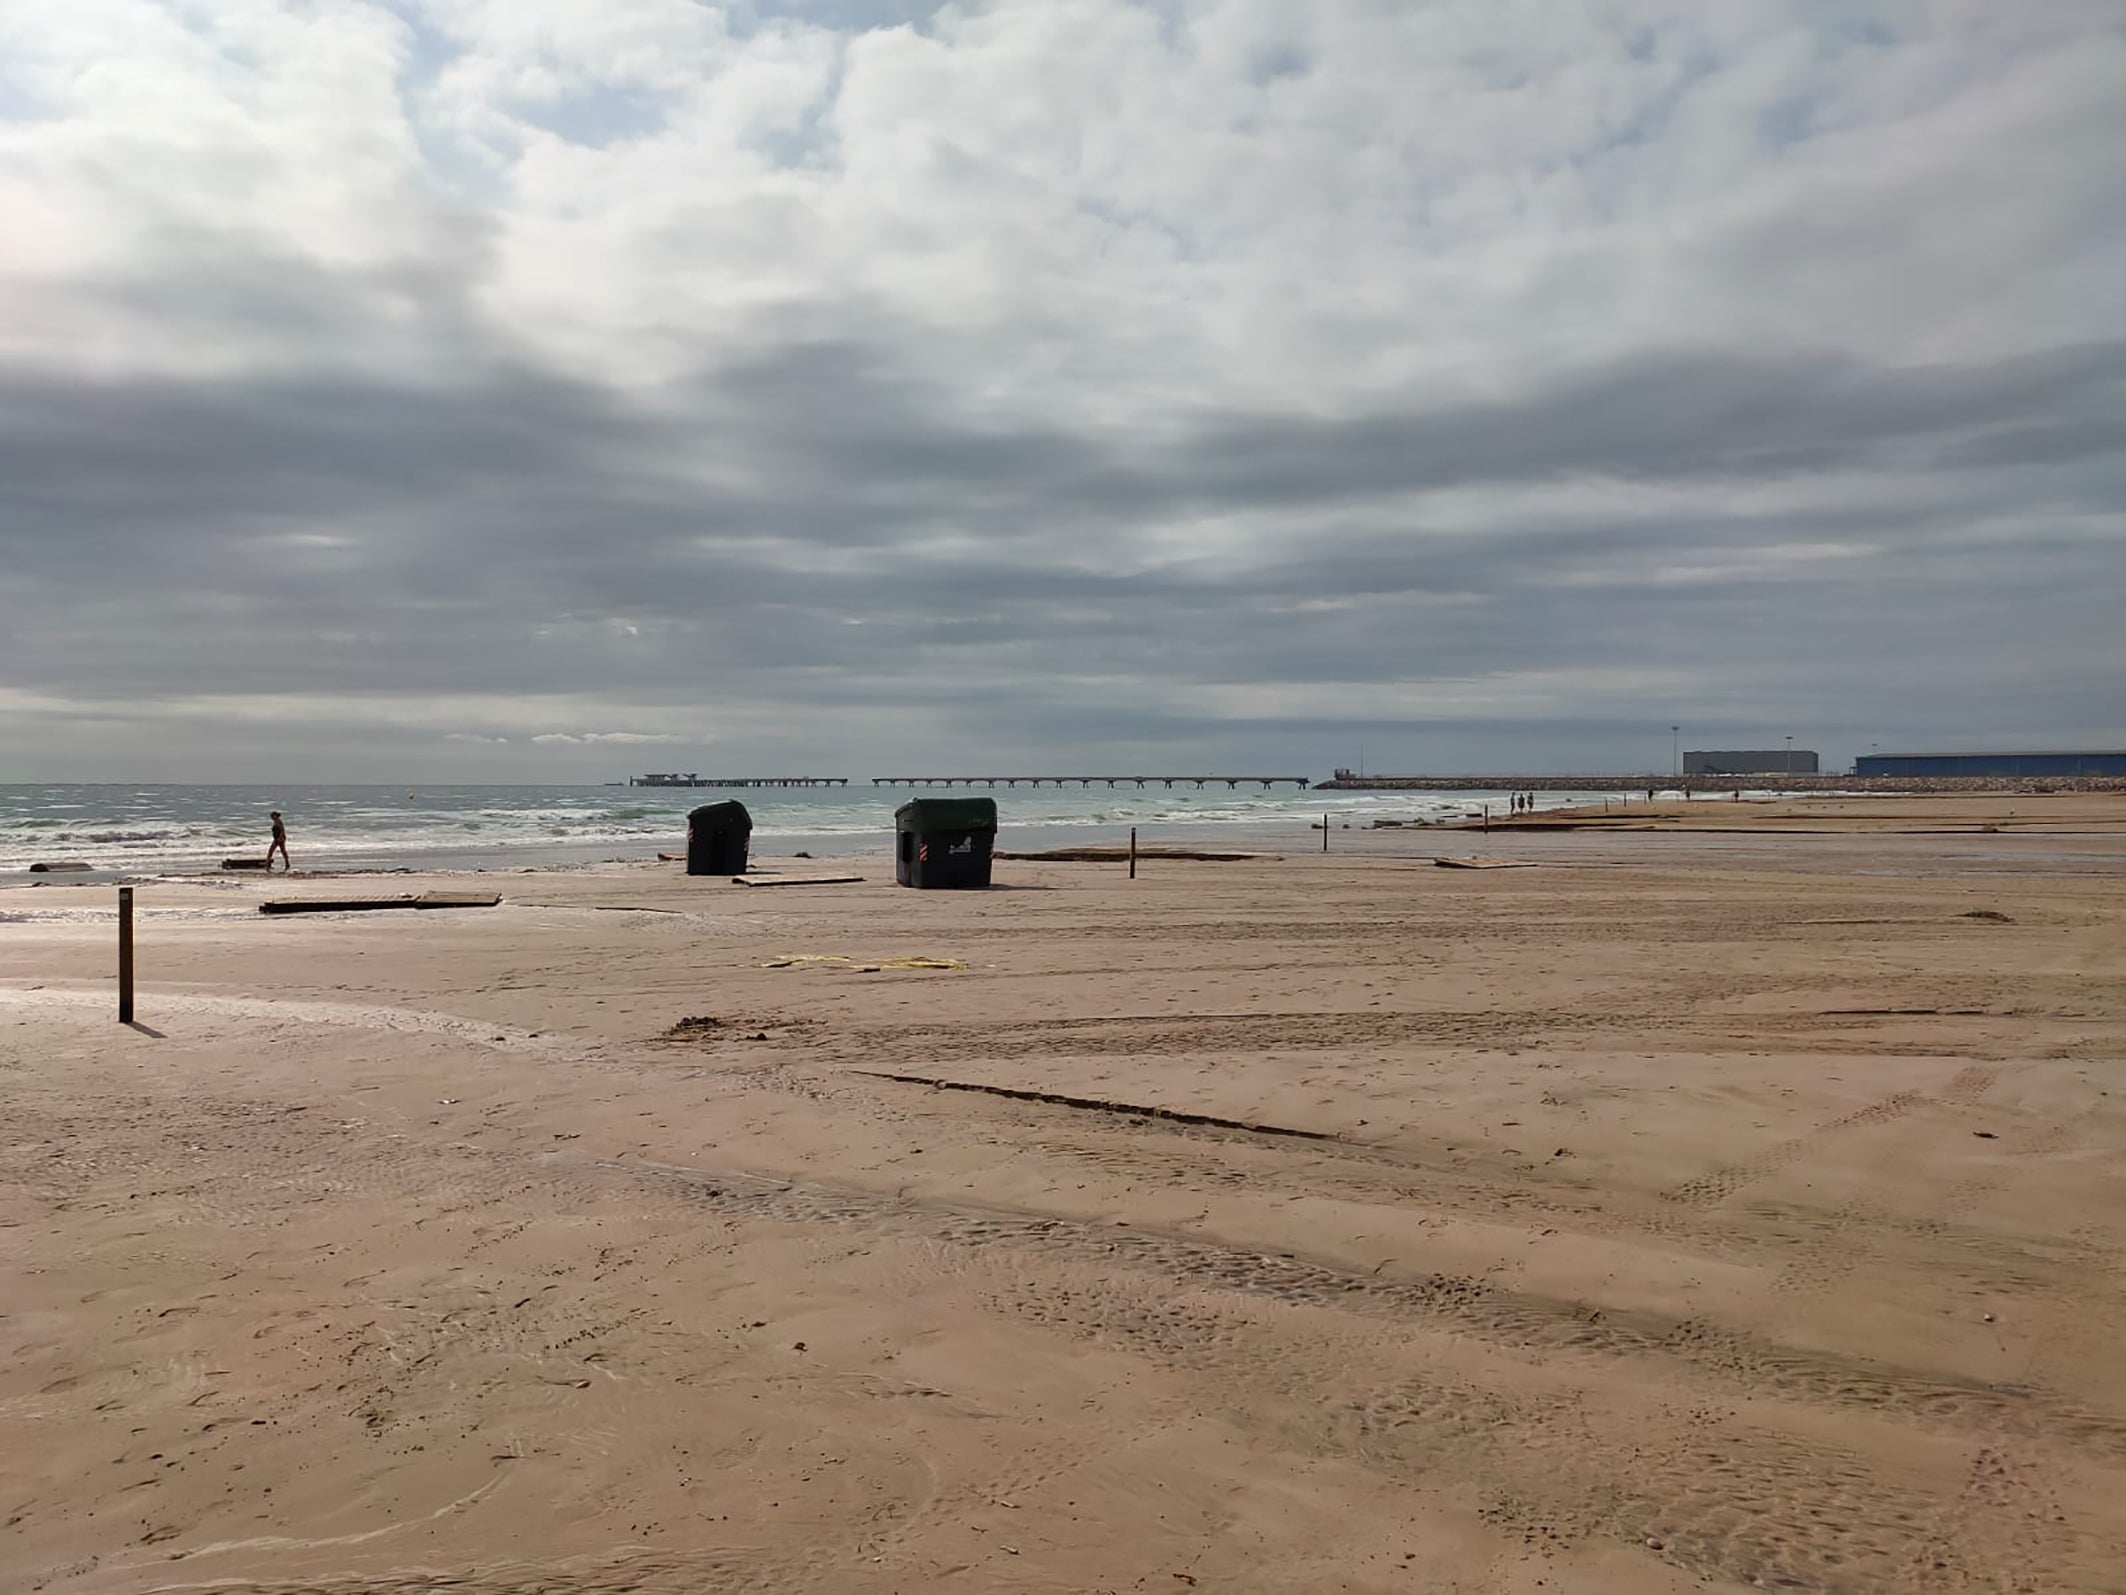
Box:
left=3, top=801, right=2124, bottom=1593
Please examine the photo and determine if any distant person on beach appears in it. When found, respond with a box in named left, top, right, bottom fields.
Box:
left=266, top=811, right=289, bottom=872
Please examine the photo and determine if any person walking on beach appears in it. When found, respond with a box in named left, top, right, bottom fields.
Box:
left=265, top=810, right=290, bottom=873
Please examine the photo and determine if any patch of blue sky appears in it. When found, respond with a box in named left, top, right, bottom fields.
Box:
left=745, top=90, right=844, bottom=172
left=367, top=0, right=458, bottom=92
left=1583, top=42, right=1723, bottom=159
left=1821, top=14, right=1901, bottom=53
left=365, top=5, right=505, bottom=200
left=729, top=0, right=955, bottom=39
left=1074, top=193, right=1200, bottom=264
left=0, top=68, right=50, bottom=124
left=1246, top=43, right=1311, bottom=88
left=1756, top=94, right=1830, bottom=149
left=514, top=83, right=674, bottom=150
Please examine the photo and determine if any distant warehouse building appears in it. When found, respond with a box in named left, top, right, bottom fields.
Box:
left=1855, top=751, right=2126, bottom=778
left=1683, top=749, right=1820, bottom=775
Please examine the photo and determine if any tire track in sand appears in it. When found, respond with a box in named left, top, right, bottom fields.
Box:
left=606, top=1158, right=2126, bottom=1466
left=1660, top=1089, right=1926, bottom=1208
left=978, top=1270, right=2121, bottom=1595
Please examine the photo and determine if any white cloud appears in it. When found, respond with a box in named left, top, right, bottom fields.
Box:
left=531, top=730, right=680, bottom=744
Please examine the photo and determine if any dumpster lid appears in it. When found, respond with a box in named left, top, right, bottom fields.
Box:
left=895, top=796, right=997, bottom=831
left=688, top=800, right=753, bottom=826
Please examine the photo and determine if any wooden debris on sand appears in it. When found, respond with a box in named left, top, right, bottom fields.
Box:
left=28, top=861, right=92, bottom=873
left=1434, top=856, right=1542, bottom=870
left=221, top=857, right=271, bottom=870
left=260, top=891, right=502, bottom=916
left=730, top=874, right=864, bottom=888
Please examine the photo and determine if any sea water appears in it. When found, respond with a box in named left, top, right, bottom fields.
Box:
left=0, top=782, right=1630, bottom=877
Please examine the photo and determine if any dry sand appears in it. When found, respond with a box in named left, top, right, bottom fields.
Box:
left=4, top=797, right=2124, bottom=1594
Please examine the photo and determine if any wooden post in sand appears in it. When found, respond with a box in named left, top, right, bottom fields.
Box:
left=1322, top=812, right=1329, bottom=853
left=1129, top=826, right=1138, bottom=879
left=117, top=887, right=134, bottom=1024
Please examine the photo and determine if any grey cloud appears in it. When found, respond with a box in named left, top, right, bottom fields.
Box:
left=1156, top=343, right=2126, bottom=510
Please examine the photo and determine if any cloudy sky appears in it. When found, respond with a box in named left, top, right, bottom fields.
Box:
left=2, top=0, right=2121, bottom=781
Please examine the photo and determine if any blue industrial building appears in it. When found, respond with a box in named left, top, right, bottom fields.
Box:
left=1856, top=751, right=2126, bottom=778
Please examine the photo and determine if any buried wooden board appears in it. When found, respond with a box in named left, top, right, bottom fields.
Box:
left=28, top=861, right=92, bottom=873
left=729, top=874, right=864, bottom=887
left=259, top=891, right=502, bottom=916
left=1432, top=855, right=1543, bottom=869
left=854, top=1070, right=1338, bottom=1141
left=221, top=858, right=272, bottom=870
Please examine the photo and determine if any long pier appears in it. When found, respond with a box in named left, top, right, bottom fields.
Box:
left=630, top=775, right=848, bottom=788
left=1316, top=774, right=1798, bottom=792
left=871, top=775, right=1310, bottom=790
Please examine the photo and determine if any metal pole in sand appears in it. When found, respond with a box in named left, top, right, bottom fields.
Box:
left=1129, top=826, right=1137, bottom=879
left=1322, top=812, right=1329, bottom=853
left=117, top=887, right=134, bottom=1024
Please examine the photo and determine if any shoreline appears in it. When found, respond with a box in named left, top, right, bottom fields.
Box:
left=19, top=790, right=2126, bottom=882
left=1444, top=791, right=2126, bottom=834
left=1319, top=773, right=2126, bottom=793
left=16, top=790, right=2126, bottom=896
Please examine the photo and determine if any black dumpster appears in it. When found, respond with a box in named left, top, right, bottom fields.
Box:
left=895, top=797, right=996, bottom=889
left=686, top=800, right=752, bottom=876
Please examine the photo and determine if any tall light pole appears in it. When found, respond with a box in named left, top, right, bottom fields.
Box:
left=1671, top=725, right=1680, bottom=780
left=1786, top=735, right=1794, bottom=775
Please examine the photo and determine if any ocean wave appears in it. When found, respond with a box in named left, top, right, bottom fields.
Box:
left=0, top=781, right=1590, bottom=874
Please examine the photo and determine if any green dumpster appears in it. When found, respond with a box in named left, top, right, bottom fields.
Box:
left=894, top=797, right=996, bottom=889
left=686, top=800, right=752, bottom=875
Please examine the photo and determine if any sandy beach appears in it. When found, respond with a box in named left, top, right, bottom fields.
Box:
left=4, top=796, right=2124, bottom=1594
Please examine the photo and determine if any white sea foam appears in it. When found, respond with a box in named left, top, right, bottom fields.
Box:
left=0, top=781, right=1619, bottom=875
